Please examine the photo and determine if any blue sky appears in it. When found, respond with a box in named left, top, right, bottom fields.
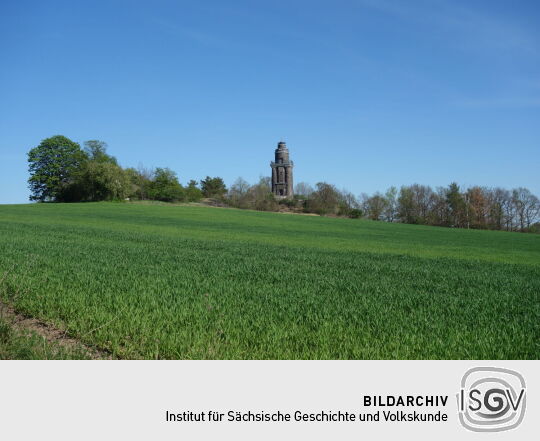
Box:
left=1, top=0, right=539, bottom=204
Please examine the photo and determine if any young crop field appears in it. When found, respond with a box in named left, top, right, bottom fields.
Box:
left=0, top=202, right=539, bottom=359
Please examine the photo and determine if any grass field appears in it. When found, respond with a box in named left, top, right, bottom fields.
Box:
left=0, top=202, right=538, bottom=359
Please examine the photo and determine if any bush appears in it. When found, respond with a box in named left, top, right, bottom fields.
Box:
left=148, top=168, right=185, bottom=202
left=348, top=209, right=363, bottom=219
left=61, top=161, right=131, bottom=202
left=278, top=198, right=297, bottom=208
left=185, top=180, right=203, bottom=202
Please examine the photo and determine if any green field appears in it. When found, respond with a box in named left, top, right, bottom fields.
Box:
left=0, top=202, right=538, bottom=359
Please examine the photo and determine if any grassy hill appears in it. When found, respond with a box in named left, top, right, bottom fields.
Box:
left=0, top=202, right=538, bottom=359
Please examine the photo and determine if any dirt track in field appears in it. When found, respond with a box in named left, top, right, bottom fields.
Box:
left=0, top=300, right=113, bottom=360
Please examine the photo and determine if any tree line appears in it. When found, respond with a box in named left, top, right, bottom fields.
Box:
left=228, top=178, right=540, bottom=232
left=359, top=184, right=540, bottom=232
left=28, top=135, right=540, bottom=233
left=27, top=135, right=226, bottom=203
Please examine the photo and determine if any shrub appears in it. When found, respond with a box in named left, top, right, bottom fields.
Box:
left=349, top=209, right=363, bottom=219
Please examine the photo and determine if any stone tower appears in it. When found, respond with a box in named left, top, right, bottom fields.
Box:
left=270, top=141, right=294, bottom=198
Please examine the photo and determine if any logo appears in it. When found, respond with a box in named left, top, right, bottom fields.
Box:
left=457, top=367, right=526, bottom=432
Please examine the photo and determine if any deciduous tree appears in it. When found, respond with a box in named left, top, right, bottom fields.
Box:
left=83, top=140, right=118, bottom=165
left=149, top=168, right=185, bottom=202
left=28, top=135, right=86, bottom=202
left=185, top=180, right=203, bottom=202
left=66, top=161, right=131, bottom=202
left=305, top=182, right=341, bottom=215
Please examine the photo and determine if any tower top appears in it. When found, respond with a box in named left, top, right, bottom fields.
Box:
left=271, top=140, right=293, bottom=198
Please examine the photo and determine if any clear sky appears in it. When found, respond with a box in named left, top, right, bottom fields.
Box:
left=1, top=0, right=539, bottom=204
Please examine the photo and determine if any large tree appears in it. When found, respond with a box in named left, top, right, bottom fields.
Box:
left=466, top=186, right=488, bottom=229
left=27, top=135, right=86, bottom=202
left=305, top=182, right=341, bottom=215
left=397, top=186, right=415, bottom=224
left=363, top=192, right=388, bottom=220
left=446, top=182, right=466, bottom=227
left=383, top=186, right=398, bottom=222
left=200, top=176, right=227, bottom=198
left=512, top=187, right=540, bottom=231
